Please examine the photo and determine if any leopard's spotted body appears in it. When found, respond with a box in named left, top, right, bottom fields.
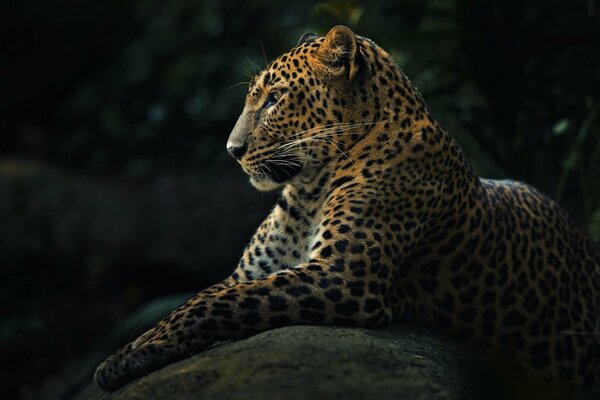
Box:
left=95, top=27, right=599, bottom=397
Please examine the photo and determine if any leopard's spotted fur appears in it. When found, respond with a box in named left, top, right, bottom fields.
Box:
left=95, top=26, right=599, bottom=397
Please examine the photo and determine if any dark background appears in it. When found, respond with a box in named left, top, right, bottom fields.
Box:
left=1, top=1, right=599, bottom=399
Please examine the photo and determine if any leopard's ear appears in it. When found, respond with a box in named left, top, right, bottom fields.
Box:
left=297, top=32, right=318, bottom=46
left=316, top=25, right=368, bottom=81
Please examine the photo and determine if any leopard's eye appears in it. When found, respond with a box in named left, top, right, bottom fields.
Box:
left=263, top=91, right=281, bottom=108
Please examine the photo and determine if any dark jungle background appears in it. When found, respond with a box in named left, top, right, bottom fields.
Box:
left=1, top=0, right=599, bottom=399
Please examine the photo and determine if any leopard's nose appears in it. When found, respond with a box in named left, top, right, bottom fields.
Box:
left=227, top=143, right=248, bottom=160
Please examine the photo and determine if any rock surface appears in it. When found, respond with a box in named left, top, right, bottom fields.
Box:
left=93, top=323, right=504, bottom=400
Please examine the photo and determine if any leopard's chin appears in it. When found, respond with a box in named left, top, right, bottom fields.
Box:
left=249, top=175, right=282, bottom=192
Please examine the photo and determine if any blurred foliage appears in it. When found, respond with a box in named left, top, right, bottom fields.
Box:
left=1, top=0, right=600, bottom=398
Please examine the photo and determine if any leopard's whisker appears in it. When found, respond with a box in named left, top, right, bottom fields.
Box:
left=226, top=81, right=251, bottom=91
left=287, top=121, right=383, bottom=140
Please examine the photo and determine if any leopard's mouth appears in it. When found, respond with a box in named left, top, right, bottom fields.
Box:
left=245, top=154, right=303, bottom=191
left=263, top=156, right=303, bottom=183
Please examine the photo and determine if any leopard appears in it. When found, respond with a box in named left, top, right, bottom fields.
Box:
left=94, top=26, right=599, bottom=398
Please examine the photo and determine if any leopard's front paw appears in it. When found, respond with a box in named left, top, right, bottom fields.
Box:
left=93, top=345, right=132, bottom=392
left=94, top=342, right=182, bottom=392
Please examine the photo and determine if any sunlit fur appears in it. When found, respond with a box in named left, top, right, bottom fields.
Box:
left=95, top=27, right=599, bottom=399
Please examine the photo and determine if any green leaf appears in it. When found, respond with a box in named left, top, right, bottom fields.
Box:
left=589, top=208, right=600, bottom=243
left=552, top=118, right=570, bottom=136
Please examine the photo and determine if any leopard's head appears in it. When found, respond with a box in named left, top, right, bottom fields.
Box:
left=226, top=26, right=379, bottom=191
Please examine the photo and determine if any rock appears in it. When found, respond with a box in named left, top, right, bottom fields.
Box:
left=0, top=158, right=275, bottom=399
left=93, top=323, right=504, bottom=400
